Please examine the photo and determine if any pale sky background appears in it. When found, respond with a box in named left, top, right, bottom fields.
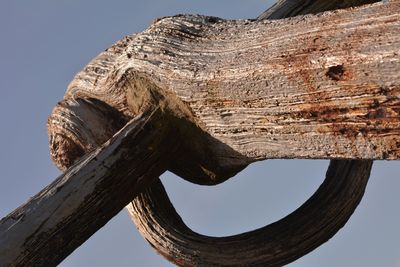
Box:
left=1, top=1, right=400, bottom=266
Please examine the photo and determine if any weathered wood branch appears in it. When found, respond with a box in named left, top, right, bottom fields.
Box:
left=257, top=0, right=379, bottom=19
left=0, top=108, right=179, bottom=267
left=126, top=1, right=376, bottom=266
left=129, top=160, right=372, bottom=267
left=1, top=1, right=398, bottom=266
left=59, top=0, right=400, bottom=185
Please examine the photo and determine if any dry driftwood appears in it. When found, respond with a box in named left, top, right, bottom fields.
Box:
left=0, top=108, right=180, bottom=267
left=0, top=0, right=399, bottom=266
left=129, top=160, right=371, bottom=267
left=257, top=0, right=379, bottom=19
left=127, top=0, right=377, bottom=266
left=57, top=0, right=400, bottom=185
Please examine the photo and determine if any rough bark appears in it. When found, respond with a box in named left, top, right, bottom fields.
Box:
left=0, top=108, right=179, bottom=267
left=126, top=1, right=376, bottom=266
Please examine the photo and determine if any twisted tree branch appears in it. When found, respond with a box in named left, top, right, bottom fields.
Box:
left=127, top=1, right=383, bottom=266
left=0, top=1, right=398, bottom=267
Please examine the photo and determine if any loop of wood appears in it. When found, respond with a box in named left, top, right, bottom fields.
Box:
left=46, top=0, right=396, bottom=265
left=128, top=160, right=372, bottom=267
left=6, top=0, right=395, bottom=266
left=1, top=1, right=398, bottom=266
left=125, top=0, right=381, bottom=266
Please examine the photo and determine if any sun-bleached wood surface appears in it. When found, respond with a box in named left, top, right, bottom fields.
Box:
left=129, top=160, right=371, bottom=267
left=0, top=109, right=179, bottom=267
left=126, top=0, right=378, bottom=266
left=0, top=0, right=398, bottom=266
left=56, top=0, right=400, bottom=185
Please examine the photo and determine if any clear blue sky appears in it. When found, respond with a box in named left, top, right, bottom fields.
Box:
left=1, top=1, right=399, bottom=266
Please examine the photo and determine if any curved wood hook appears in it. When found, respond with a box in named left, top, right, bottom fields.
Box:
left=128, top=160, right=371, bottom=267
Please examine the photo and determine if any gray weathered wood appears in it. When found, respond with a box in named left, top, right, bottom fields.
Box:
left=257, top=0, right=379, bottom=19
left=0, top=108, right=178, bottom=267
left=1, top=1, right=398, bottom=267
left=53, top=0, right=400, bottom=185
left=129, top=160, right=372, bottom=267
left=125, top=1, right=376, bottom=266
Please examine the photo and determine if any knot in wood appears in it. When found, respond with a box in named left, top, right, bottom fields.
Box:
left=48, top=98, right=126, bottom=170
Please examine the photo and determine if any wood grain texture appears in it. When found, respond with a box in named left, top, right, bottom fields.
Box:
left=0, top=108, right=178, bottom=267
left=257, top=0, right=379, bottom=19
left=126, top=1, right=375, bottom=266
left=63, top=0, right=400, bottom=169
left=1, top=1, right=393, bottom=266
left=128, top=160, right=371, bottom=267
